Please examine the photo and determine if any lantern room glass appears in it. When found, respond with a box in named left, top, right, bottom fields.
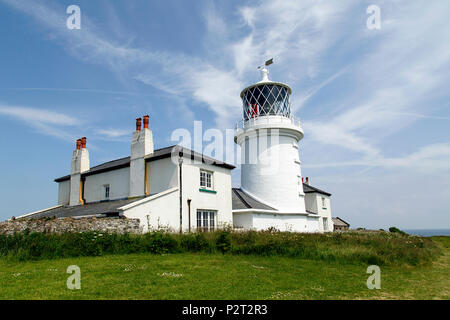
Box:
left=242, top=84, right=291, bottom=121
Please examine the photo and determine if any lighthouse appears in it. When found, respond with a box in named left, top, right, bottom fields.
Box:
left=233, top=60, right=325, bottom=232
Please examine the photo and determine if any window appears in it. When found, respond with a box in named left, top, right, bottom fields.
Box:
left=321, top=197, right=326, bottom=208
left=197, top=210, right=216, bottom=231
left=323, top=218, right=328, bottom=231
left=104, top=185, right=110, bottom=200
left=200, top=170, right=213, bottom=189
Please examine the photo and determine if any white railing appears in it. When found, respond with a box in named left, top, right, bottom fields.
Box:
left=235, top=115, right=302, bottom=130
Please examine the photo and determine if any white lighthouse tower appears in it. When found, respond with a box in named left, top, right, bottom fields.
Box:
left=234, top=60, right=320, bottom=232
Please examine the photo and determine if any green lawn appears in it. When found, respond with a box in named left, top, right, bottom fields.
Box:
left=0, top=237, right=448, bottom=300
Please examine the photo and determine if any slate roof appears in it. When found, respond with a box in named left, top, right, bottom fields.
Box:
left=232, top=188, right=277, bottom=211
left=332, top=217, right=350, bottom=227
left=302, top=183, right=332, bottom=196
left=55, top=145, right=235, bottom=182
left=19, top=198, right=140, bottom=219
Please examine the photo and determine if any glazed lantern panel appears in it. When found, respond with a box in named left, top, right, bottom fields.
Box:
left=242, top=84, right=291, bottom=121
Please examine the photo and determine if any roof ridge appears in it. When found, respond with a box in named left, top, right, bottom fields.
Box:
left=89, top=155, right=130, bottom=169
left=232, top=188, right=252, bottom=209
left=334, top=216, right=350, bottom=226
left=303, top=183, right=331, bottom=196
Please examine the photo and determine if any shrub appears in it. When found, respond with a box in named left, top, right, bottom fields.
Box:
left=142, top=232, right=180, bottom=254
left=389, top=227, right=407, bottom=235
left=216, top=230, right=232, bottom=254
left=180, top=233, right=210, bottom=252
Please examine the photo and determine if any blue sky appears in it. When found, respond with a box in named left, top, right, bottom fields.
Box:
left=0, top=0, right=449, bottom=229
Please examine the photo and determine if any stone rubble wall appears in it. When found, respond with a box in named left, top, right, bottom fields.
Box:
left=0, top=217, right=142, bottom=235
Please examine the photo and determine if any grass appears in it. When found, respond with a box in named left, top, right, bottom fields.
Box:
left=0, top=236, right=448, bottom=300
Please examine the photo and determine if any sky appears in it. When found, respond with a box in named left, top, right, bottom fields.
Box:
left=0, top=0, right=449, bottom=229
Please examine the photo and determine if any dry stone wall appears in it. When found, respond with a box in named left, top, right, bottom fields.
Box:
left=0, top=217, right=142, bottom=235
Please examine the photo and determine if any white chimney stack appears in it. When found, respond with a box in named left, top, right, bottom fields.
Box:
left=70, top=137, right=90, bottom=206
left=130, top=115, right=154, bottom=198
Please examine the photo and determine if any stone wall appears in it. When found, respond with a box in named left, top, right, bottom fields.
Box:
left=0, top=217, right=142, bottom=235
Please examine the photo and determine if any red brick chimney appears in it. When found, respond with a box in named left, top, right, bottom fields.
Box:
left=143, top=115, right=149, bottom=129
left=136, top=118, right=142, bottom=131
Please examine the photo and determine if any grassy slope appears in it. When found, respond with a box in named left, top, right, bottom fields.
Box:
left=0, top=237, right=448, bottom=300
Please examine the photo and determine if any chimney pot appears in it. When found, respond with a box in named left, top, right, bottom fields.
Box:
left=76, top=139, right=82, bottom=150
left=305, top=177, right=309, bottom=184
left=302, top=177, right=304, bottom=183
left=81, top=137, right=87, bottom=149
left=136, top=118, right=142, bottom=131
left=143, top=115, right=149, bottom=129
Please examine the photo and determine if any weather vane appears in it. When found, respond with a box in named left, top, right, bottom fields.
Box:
left=258, top=58, right=273, bottom=70
left=257, top=58, right=273, bottom=82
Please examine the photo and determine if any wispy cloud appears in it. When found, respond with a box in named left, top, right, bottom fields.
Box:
left=0, top=104, right=78, bottom=140
left=304, top=142, right=450, bottom=172
left=1, top=87, right=154, bottom=97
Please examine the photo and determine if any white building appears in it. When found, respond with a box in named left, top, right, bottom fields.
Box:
left=17, top=67, right=333, bottom=233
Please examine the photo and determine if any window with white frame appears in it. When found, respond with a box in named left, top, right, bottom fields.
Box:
left=321, top=197, right=326, bottom=208
left=200, top=170, right=213, bottom=189
left=197, top=210, right=216, bottom=231
left=323, top=217, right=328, bottom=231
left=104, top=184, right=110, bottom=200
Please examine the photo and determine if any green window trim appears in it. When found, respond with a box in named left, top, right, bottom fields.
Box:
left=322, top=207, right=327, bottom=210
left=199, top=188, right=217, bottom=194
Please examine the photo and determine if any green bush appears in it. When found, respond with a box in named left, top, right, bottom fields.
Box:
left=389, top=227, right=406, bottom=235
left=180, top=233, right=210, bottom=252
left=216, top=230, right=232, bottom=254
left=0, top=229, right=441, bottom=266
left=143, top=232, right=180, bottom=254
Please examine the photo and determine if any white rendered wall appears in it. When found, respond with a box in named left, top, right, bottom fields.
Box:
left=58, top=180, right=70, bottom=205
left=240, top=132, right=306, bottom=212
left=84, top=167, right=130, bottom=203
left=304, top=192, right=333, bottom=232
left=69, top=173, right=81, bottom=206
left=181, top=160, right=233, bottom=231
left=234, top=212, right=319, bottom=233
left=306, top=216, right=320, bottom=232
left=233, top=212, right=254, bottom=230
left=304, top=193, right=318, bottom=213
left=316, top=194, right=333, bottom=232
left=147, top=158, right=178, bottom=195
left=122, top=188, right=180, bottom=232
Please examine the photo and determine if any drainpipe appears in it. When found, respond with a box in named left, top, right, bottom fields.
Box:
left=187, top=199, right=192, bottom=233
left=79, top=177, right=85, bottom=205
left=178, top=154, right=183, bottom=234
left=144, top=163, right=149, bottom=196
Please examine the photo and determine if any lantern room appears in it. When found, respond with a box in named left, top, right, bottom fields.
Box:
left=240, top=67, right=292, bottom=121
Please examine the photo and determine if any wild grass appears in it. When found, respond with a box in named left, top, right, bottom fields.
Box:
left=0, top=229, right=441, bottom=266
left=0, top=236, right=448, bottom=300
